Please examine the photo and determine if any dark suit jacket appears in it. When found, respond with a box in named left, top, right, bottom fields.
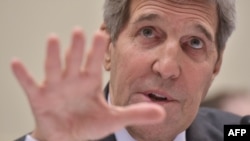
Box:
left=15, top=85, right=241, bottom=141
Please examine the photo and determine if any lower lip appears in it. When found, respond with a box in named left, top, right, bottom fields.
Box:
left=129, top=93, right=170, bottom=105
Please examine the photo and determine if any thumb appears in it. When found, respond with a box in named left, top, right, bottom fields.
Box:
left=115, top=103, right=166, bottom=126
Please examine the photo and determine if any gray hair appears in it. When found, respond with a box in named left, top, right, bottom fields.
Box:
left=103, top=0, right=236, bottom=52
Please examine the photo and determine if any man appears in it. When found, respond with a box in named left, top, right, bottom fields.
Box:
left=14, top=0, right=240, bottom=141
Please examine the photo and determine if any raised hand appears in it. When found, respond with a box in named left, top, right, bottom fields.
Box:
left=11, top=27, right=165, bottom=141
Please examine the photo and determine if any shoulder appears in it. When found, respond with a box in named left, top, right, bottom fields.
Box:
left=186, top=107, right=242, bottom=141
left=197, top=107, right=241, bottom=125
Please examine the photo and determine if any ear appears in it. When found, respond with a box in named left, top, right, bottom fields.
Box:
left=100, top=23, right=112, bottom=71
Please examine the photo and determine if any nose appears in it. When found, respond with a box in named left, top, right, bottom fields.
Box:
left=152, top=41, right=181, bottom=80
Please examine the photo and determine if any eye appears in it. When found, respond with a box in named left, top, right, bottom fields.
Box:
left=140, top=27, right=155, bottom=38
left=181, top=36, right=207, bottom=62
left=188, top=38, right=203, bottom=49
left=134, top=26, right=164, bottom=47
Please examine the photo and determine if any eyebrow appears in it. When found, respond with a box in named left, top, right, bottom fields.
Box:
left=133, top=13, right=161, bottom=24
left=195, top=24, right=213, bottom=42
left=133, top=13, right=213, bottom=42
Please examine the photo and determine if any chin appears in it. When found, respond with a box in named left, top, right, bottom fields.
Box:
left=126, top=120, right=179, bottom=141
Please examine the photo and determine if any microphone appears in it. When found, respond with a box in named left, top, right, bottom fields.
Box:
left=240, top=115, right=250, bottom=125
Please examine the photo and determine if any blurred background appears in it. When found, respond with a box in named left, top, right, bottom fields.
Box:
left=0, top=0, right=249, bottom=140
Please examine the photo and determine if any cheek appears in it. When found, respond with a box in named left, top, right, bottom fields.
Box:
left=112, top=47, right=146, bottom=79
left=110, top=45, right=150, bottom=105
left=183, top=63, right=214, bottom=105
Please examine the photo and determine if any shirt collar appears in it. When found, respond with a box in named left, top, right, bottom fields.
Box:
left=114, top=128, right=186, bottom=141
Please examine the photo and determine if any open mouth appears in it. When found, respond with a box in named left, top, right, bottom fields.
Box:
left=147, top=93, right=168, bottom=102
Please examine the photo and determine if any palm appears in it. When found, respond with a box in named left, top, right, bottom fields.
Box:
left=11, top=28, right=165, bottom=141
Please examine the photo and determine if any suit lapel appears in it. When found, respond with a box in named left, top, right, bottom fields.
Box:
left=97, top=84, right=117, bottom=141
left=98, top=134, right=116, bottom=141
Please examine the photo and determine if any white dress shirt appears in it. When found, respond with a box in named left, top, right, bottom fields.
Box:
left=25, top=135, right=38, bottom=141
left=115, top=127, right=186, bottom=141
left=25, top=129, right=186, bottom=141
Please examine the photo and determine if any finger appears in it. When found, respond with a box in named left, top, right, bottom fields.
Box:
left=11, top=59, right=39, bottom=101
left=45, top=34, right=62, bottom=84
left=84, top=31, right=109, bottom=76
left=115, top=103, right=166, bottom=126
left=65, top=27, right=85, bottom=76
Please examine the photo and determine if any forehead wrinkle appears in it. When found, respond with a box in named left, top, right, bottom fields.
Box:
left=131, top=0, right=217, bottom=29
left=168, top=0, right=215, bottom=5
left=165, top=2, right=216, bottom=26
left=132, top=13, right=161, bottom=25
left=134, top=0, right=213, bottom=13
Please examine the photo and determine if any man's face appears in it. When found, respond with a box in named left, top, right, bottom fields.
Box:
left=105, top=0, right=220, bottom=140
